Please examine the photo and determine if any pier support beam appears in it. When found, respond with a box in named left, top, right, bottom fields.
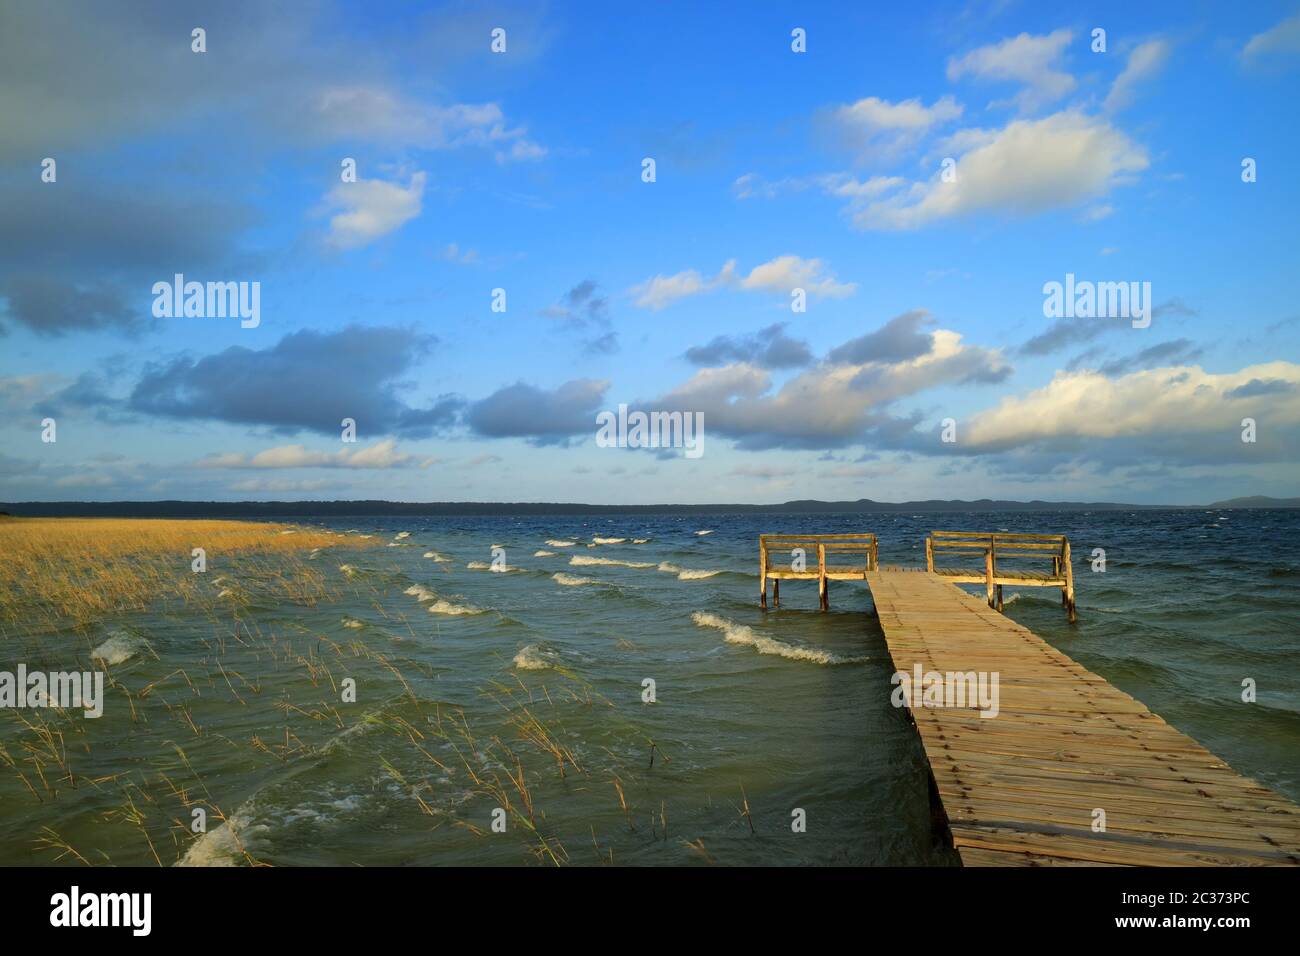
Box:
left=984, top=549, right=996, bottom=608
left=818, top=543, right=828, bottom=611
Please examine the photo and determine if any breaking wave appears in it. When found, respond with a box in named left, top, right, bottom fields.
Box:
left=691, top=612, right=867, bottom=665
left=570, top=555, right=655, bottom=569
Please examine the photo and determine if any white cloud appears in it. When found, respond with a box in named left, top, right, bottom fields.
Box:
left=196, top=439, right=432, bottom=470
left=849, top=111, right=1148, bottom=230
left=947, top=29, right=1076, bottom=112
left=441, top=242, right=479, bottom=264
left=962, top=362, right=1300, bottom=450
left=827, top=95, right=963, bottom=160
left=734, top=172, right=905, bottom=205
left=313, top=86, right=546, bottom=161
left=229, top=478, right=333, bottom=493
left=631, top=269, right=713, bottom=310
left=1243, top=12, right=1300, bottom=61
left=735, top=256, right=856, bottom=297
left=1105, top=39, right=1171, bottom=112
left=325, top=171, right=426, bottom=249
left=631, top=255, right=856, bottom=310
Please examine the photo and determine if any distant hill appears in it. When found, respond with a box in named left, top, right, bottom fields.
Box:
left=1, top=497, right=1191, bottom=518
left=1208, top=496, right=1300, bottom=509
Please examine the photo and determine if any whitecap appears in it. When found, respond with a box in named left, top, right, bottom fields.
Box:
left=658, top=561, right=721, bottom=580
left=91, top=631, right=148, bottom=666
left=592, top=536, right=626, bottom=544
left=691, top=611, right=867, bottom=665
left=553, top=572, right=599, bottom=587
left=534, top=550, right=558, bottom=557
left=571, top=555, right=654, bottom=569
left=178, top=801, right=265, bottom=867
left=545, top=540, right=577, bottom=547
left=467, top=561, right=515, bottom=573
left=428, top=599, right=484, bottom=616
left=513, top=644, right=559, bottom=671
left=695, top=530, right=714, bottom=536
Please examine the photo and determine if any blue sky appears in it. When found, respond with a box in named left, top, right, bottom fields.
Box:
left=2, top=0, right=1299, bottom=504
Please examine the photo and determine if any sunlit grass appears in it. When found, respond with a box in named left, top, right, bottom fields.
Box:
left=0, top=518, right=705, bottom=868
left=0, top=517, right=345, bottom=630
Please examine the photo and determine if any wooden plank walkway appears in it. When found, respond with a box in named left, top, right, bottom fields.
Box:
left=866, top=566, right=1300, bottom=867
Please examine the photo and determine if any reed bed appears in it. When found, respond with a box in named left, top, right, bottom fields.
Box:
left=0, top=517, right=346, bottom=630
left=0, top=519, right=708, bottom=867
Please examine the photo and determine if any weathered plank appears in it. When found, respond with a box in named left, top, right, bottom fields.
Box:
left=865, top=567, right=1300, bottom=867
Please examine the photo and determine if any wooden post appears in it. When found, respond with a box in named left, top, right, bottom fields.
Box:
left=984, top=548, right=995, bottom=608
left=996, top=584, right=1004, bottom=612
left=773, top=579, right=780, bottom=607
left=1063, top=539, right=1076, bottom=622
left=818, top=543, right=827, bottom=612
left=872, top=539, right=879, bottom=572
left=925, top=536, right=933, bottom=572
left=759, top=538, right=768, bottom=609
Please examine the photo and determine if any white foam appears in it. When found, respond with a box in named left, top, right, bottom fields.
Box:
left=513, top=644, right=557, bottom=671
left=695, top=530, right=714, bottom=536
left=394, top=531, right=411, bottom=539
left=553, top=572, right=599, bottom=587
left=467, top=561, right=515, bottom=573
left=91, top=631, right=147, bottom=666
left=534, top=550, right=558, bottom=557
left=428, top=599, right=484, bottom=616
left=658, top=561, right=721, bottom=580
left=592, top=536, right=626, bottom=544
left=691, top=612, right=867, bottom=665
left=339, top=564, right=357, bottom=577
left=178, top=801, right=265, bottom=867
left=545, top=540, right=577, bottom=547
left=570, top=555, right=654, bottom=569
left=404, top=584, right=436, bottom=602
left=632, top=538, right=650, bottom=544
left=342, top=617, right=364, bottom=629
left=423, top=552, right=450, bottom=562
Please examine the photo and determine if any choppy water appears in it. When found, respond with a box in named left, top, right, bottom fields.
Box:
left=2, top=509, right=1297, bottom=866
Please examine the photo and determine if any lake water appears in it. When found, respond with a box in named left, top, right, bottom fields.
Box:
left=2, top=509, right=1296, bottom=866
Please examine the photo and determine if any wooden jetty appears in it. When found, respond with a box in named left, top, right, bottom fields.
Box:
left=758, top=531, right=1300, bottom=866
left=927, top=530, right=1076, bottom=621
left=759, top=533, right=877, bottom=611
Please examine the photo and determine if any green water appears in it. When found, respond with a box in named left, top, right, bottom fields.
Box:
left=2, top=510, right=1296, bottom=866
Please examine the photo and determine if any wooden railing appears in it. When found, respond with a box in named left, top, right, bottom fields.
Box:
left=926, top=530, right=1075, bottom=621
left=759, top=533, right=877, bottom=611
